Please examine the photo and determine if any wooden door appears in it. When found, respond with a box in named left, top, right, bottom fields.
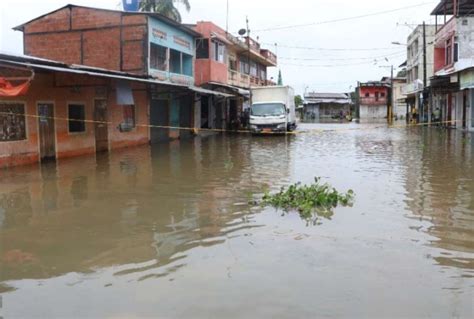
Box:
left=150, top=99, right=170, bottom=144
left=94, top=99, right=109, bottom=153
left=38, top=103, right=56, bottom=161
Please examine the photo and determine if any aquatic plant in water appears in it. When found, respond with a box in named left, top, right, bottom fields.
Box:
left=261, top=178, right=354, bottom=224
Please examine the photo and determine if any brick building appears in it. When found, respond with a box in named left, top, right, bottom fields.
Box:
left=0, top=5, right=230, bottom=168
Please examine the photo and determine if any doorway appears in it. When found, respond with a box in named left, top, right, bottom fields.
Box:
left=94, top=99, right=109, bottom=153
left=201, top=96, right=209, bottom=129
left=38, top=103, right=56, bottom=161
left=179, top=95, right=193, bottom=139
left=150, top=99, right=170, bottom=144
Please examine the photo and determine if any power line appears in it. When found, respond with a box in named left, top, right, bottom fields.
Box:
left=280, top=53, right=407, bottom=67
left=260, top=43, right=406, bottom=51
left=278, top=50, right=406, bottom=61
left=253, top=2, right=438, bottom=32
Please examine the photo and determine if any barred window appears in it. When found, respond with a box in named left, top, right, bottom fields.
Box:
left=0, top=103, right=26, bottom=141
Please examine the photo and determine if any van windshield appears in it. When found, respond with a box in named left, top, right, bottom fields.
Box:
left=251, top=103, right=286, bottom=116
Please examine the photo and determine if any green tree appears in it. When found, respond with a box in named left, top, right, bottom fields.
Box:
left=139, top=0, right=190, bottom=23
left=294, top=95, right=303, bottom=107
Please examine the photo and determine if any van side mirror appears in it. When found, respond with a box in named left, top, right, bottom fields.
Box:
left=287, top=109, right=290, bottom=114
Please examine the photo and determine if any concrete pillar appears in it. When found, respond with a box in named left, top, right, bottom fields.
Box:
left=194, top=95, right=201, bottom=133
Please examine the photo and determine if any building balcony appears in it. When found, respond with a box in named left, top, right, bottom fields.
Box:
left=260, top=50, right=278, bottom=65
left=227, top=70, right=274, bottom=88
left=402, top=80, right=424, bottom=95
left=228, top=70, right=250, bottom=88
left=359, top=97, right=388, bottom=106
left=435, top=16, right=456, bottom=46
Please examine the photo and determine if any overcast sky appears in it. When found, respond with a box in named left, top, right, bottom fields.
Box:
left=0, top=0, right=439, bottom=94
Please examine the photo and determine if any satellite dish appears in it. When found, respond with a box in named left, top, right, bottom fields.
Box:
left=238, top=29, right=247, bottom=36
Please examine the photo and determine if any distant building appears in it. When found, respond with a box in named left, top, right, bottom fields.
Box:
left=358, top=81, right=390, bottom=119
left=430, top=0, right=474, bottom=131
left=402, top=24, right=436, bottom=122
left=303, top=93, right=353, bottom=120
left=392, top=77, right=407, bottom=119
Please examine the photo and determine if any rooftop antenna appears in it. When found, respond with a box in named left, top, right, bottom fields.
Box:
left=226, top=0, right=229, bottom=34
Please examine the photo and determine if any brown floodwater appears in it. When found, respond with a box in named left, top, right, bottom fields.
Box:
left=0, top=123, right=473, bottom=318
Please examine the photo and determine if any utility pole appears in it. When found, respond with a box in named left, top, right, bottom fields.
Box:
left=422, top=21, right=428, bottom=124
left=226, top=0, right=229, bottom=34
left=390, top=65, right=394, bottom=124
left=246, top=16, right=252, bottom=106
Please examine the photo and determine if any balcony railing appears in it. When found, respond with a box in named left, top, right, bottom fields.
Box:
left=402, top=80, right=424, bottom=95
left=228, top=70, right=275, bottom=88
left=359, top=97, right=388, bottom=106
left=260, top=50, right=278, bottom=65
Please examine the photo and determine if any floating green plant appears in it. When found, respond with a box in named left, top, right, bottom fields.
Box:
left=261, top=178, right=354, bottom=223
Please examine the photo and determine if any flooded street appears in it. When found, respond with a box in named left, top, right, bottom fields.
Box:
left=1, top=123, right=473, bottom=318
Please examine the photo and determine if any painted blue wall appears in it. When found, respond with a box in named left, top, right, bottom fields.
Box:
left=148, top=17, right=195, bottom=84
left=149, top=18, right=194, bottom=56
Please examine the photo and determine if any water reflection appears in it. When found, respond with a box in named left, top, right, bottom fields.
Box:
left=0, top=136, right=293, bottom=285
left=0, top=127, right=473, bottom=318
left=402, top=129, right=474, bottom=272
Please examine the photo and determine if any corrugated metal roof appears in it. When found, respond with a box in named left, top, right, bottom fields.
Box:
left=305, top=92, right=349, bottom=99
left=0, top=52, right=233, bottom=98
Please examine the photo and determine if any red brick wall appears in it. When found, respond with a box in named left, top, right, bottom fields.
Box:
left=25, top=32, right=82, bottom=65
left=23, top=7, right=147, bottom=74
left=71, top=7, right=121, bottom=29
left=82, top=28, right=121, bottom=70
left=23, top=8, right=71, bottom=33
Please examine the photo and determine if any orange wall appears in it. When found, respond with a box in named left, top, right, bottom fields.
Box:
left=195, top=59, right=228, bottom=86
left=434, top=47, right=446, bottom=73
left=0, top=72, right=150, bottom=168
left=193, top=22, right=229, bottom=86
left=108, top=87, right=150, bottom=149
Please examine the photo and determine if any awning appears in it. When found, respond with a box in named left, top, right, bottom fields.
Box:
left=189, top=86, right=234, bottom=98
left=0, top=58, right=189, bottom=89
left=207, top=82, right=250, bottom=96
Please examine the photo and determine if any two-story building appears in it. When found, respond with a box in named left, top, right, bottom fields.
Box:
left=190, top=21, right=278, bottom=130
left=358, top=80, right=390, bottom=120
left=430, top=0, right=474, bottom=131
left=402, top=24, right=436, bottom=122
left=0, top=5, right=231, bottom=168
left=14, top=5, right=231, bottom=142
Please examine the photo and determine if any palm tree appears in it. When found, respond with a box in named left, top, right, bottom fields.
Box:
left=139, top=0, right=190, bottom=23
